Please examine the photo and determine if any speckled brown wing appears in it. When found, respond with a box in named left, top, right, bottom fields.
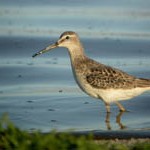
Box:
left=86, top=65, right=137, bottom=89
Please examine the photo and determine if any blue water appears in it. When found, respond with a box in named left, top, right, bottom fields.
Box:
left=0, top=36, right=150, bottom=132
left=0, top=0, right=150, bottom=133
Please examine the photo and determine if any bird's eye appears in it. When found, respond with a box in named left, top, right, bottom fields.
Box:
left=66, top=36, right=70, bottom=40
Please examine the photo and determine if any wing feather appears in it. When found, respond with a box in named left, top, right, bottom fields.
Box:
left=86, top=65, right=137, bottom=89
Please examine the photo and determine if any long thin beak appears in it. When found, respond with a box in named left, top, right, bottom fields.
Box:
left=32, top=42, right=58, bottom=58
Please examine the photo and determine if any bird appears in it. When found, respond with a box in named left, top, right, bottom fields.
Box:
left=32, top=31, right=150, bottom=113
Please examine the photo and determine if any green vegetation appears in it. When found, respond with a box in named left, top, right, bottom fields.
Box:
left=0, top=114, right=149, bottom=150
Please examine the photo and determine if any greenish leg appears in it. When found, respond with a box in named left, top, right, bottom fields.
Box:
left=105, top=102, right=111, bottom=113
left=115, top=101, right=126, bottom=112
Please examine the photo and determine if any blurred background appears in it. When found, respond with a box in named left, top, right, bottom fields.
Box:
left=0, top=0, right=150, bottom=132
left=1, top=0, right=150, bottom=39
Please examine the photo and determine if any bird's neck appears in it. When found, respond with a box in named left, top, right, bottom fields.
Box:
left=67, top=44, right=91, bottom=76
left=67, top=42, right=86, bottom=62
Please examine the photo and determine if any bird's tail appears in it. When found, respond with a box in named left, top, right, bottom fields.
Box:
left=136, top=78, right=150, bottom=88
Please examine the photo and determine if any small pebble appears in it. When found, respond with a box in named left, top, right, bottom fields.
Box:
left=18, top=75, right=22, bottom=78
left=58, top=90, right=63, bottom=93
left=48, top=108, right=55, bottom=111
left=51, top=120, right=57, bottom=122
left=84, top=102, right=89, bottom=104
left=27, top=100, right=33, bottom=103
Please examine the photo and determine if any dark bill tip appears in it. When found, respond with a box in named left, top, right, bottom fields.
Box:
left=32, top=52, right=41, bottom=58
left=32, top=53, right=37, bottom=58
left=32, top=42, right=58, bottom=58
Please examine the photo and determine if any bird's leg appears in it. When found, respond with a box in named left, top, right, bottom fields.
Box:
left=115, top=101, right=126, bottom=112
left=105, top=102, right=111, bottom=113
left=105, top=112, right=111, bottom=130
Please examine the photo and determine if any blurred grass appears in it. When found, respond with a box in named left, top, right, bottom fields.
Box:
left=0, top=113, right=150, bottom=150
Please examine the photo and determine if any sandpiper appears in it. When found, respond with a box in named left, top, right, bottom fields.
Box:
left=32, top=31, right=150, bottom=113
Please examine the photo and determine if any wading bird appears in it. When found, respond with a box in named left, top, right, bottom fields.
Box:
left=32, top=31, right=150, bottom=113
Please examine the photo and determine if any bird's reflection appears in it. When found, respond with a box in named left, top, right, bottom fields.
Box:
left=105, top=111, right=126, bottom=130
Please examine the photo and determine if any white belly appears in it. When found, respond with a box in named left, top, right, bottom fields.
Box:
left=75, top=74, right=150, bottom=103
left=95, top=87, right=150, bottom=103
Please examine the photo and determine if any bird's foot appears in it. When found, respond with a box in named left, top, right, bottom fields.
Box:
left=119, top=109, right=130, bottom=112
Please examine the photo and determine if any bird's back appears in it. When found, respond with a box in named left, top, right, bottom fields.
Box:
left=72, top=56, right=150, bottom=90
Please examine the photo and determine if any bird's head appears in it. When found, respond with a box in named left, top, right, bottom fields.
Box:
left=32, top=31, right=81, bottom=58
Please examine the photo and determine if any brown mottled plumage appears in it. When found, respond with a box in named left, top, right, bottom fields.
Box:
left=32, top=31, right=150, bottom=113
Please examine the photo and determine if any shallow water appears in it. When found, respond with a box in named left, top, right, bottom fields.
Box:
left=0, top=36, right=150, bottom=133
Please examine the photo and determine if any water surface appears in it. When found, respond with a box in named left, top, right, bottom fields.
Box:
left=0, top=36, right=150, bottom=133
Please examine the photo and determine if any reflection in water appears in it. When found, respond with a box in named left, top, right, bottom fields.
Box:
left=116, top=112, right=126, bottom=130
left=105, top=112, right=126, bottom=130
